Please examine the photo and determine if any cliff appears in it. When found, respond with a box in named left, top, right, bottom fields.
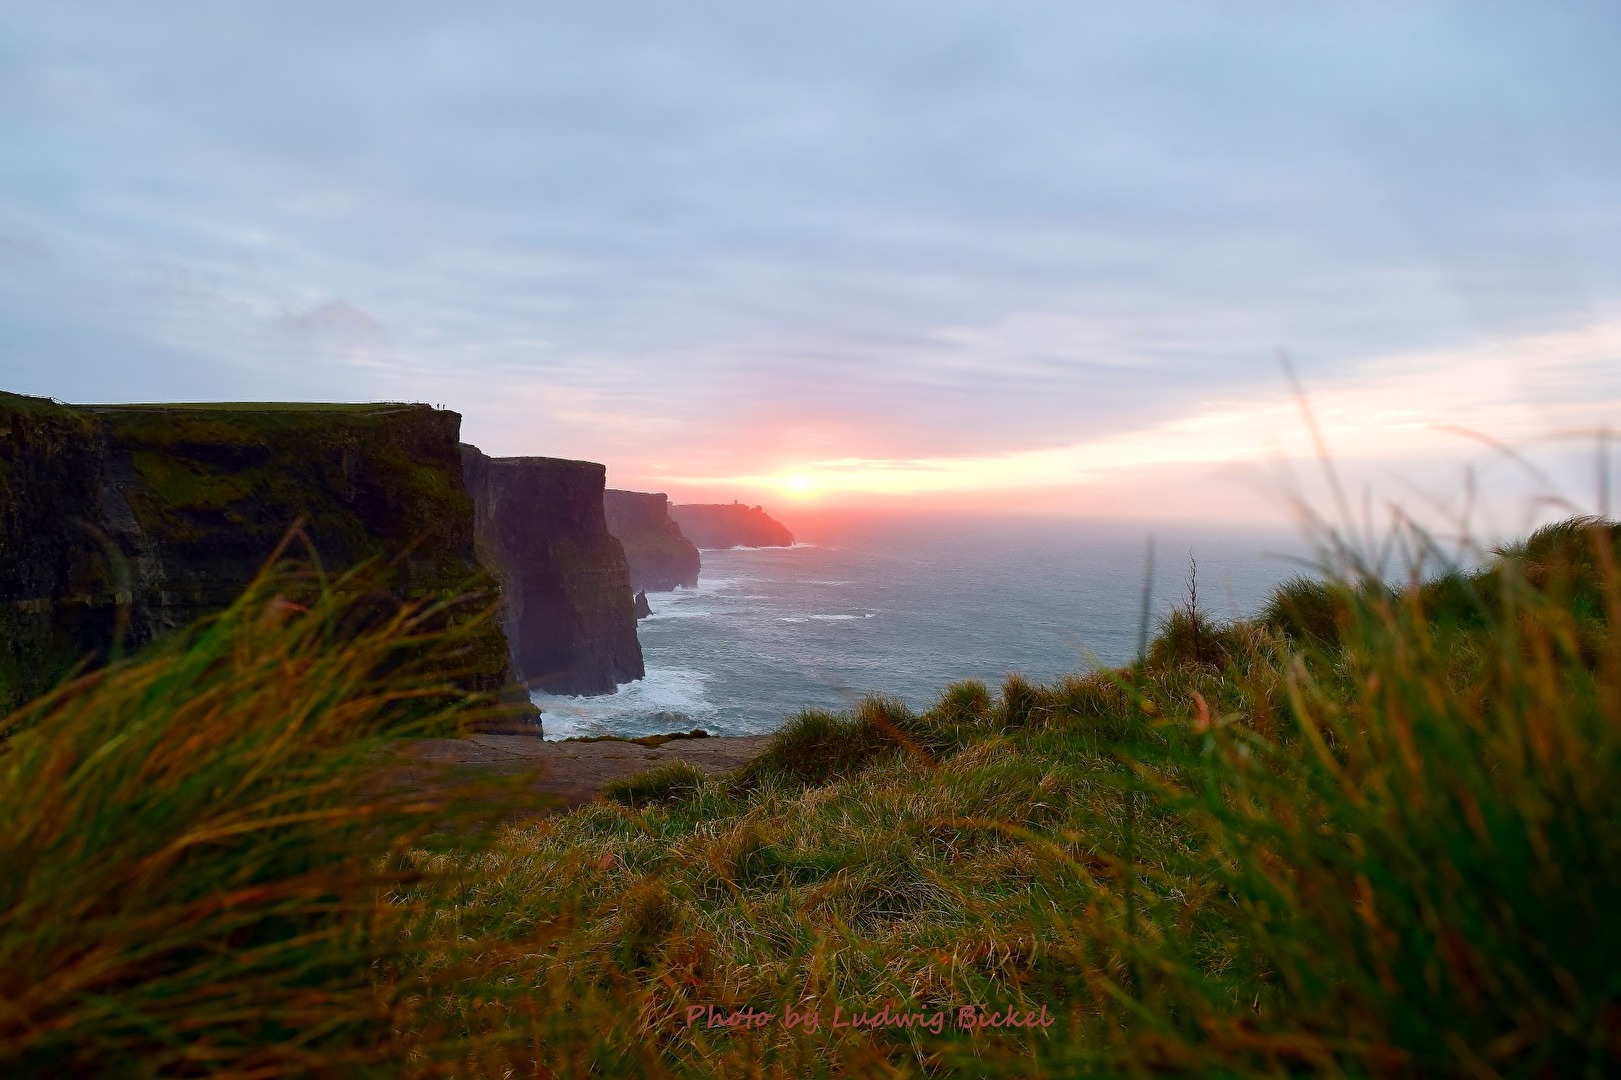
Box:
left=603, top=489, right=701, bottom=591
left=0, top=392, right=107, bottom=707
left=669, top=501, right=795, bottom=549
left=461, top=448, right=644, bottom=696
left=0, top=392, right=514, bottom=712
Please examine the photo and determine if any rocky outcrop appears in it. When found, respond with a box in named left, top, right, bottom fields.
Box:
left=633, top=590, right=652, bottom=619
left=461, top=448, right=644, bottom=697
left=603, top=489, right=701, bottom=591
left=670, top=501, right=794, bottom=549
left=0, top=392, right=515, bottom=712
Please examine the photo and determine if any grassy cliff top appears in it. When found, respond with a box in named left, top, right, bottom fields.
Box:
left=0, top=390, right=79, bottom=419
left=80, top=401, right=428, bottom=414
left=408, top=515, right=1621, bottom=1074
left=3, top=392, right=436, bottom=418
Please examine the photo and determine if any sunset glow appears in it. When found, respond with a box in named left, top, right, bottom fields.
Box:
left=669, top=318, right=1621, bottom=508
left=3, top=4, right=1618, bottom=526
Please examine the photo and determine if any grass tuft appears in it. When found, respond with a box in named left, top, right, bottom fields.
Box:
left=733, top=695, right=920, bottom=790
left=604, top=760, right=709, bottom=808
left=1261, top=572, right=1349, bottom=645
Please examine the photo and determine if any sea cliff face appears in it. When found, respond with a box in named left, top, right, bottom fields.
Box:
left=461, top=448, right=645, bottom=696
left=0, top=392, right=513, bottom=711
left=0, top=393, right=107, bottom=707
left=603, top=489, right=701, bottom=592
left=669, top=502, right=794, bottom=549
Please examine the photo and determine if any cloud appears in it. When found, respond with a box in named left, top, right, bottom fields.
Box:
left=0, top=1, right=1618, bottom=515
left=679, top=317, right=1621, bottom=496
left=0, top=235, right=52, bottom=266
left=273, top=300, right=388, bottom=349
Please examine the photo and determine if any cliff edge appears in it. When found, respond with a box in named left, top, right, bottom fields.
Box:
left=604, top=489, right=701, bottom=591
left=462, top=448, right=644, bottom=696
left=0, top=393, right=514, bottom=712
left=669, top=502, right=794, bottom=549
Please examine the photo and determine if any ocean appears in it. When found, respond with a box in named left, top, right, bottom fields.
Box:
left=533, top=513, right=1314, bottom=739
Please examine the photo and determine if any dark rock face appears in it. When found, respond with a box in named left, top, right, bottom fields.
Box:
left=461, top=448, right=644, bottom=696
left=633, top=590, right=651, bottom=619
left=603, top=489, right=701, bottom=591
left=669, top=502, right=794, bottom=549
left=0, top=393, right=109, bottom=707
left=0, top=392, right=515, bottom=712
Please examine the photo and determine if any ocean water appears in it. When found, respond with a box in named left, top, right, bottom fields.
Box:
left=533, top=514, right=1314, bottom=739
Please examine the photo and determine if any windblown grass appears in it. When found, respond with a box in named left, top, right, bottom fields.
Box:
left=404, top=516, right=1619, bottom=1076
left=4, top=516, right=1618, bottom=1077
left=0, top=551, right=536, bottom=1077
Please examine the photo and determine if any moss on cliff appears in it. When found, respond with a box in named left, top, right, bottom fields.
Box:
left=1, top=397, right=515, bottom=711
left=94, top=405, right=476, bottom=577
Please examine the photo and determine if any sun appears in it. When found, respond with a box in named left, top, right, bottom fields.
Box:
left=775, top=472, right=820, bottom=499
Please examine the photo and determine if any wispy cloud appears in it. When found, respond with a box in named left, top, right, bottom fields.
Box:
left=274, top=300, right=388, bottom=349
left=0, top=2, right=1617, bottom=517
left=680, top=318, right=1621, bottom=496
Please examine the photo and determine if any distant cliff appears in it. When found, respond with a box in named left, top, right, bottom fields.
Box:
left=461, top=448, right=644, bottom=696
left=0, top=392, right=513, bottom=712
left=670, top=502, right=794, bottom=549
left=604, top=490, right=701, bottom=591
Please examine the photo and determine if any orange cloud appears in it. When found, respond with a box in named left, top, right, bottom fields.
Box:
left=677, top=318, right=1621, bottom=501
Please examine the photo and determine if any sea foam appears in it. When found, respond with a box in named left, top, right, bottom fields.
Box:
left=533, top=666, right=719, bottom=740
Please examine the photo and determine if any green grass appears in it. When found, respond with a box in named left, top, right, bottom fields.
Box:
left=0, top=556, right=540, bottom=1077
left=400, top=517, right=1618, bottom=1076
left=603, top=761, right=709, bottom=808
left=81, top=401, right=421, bottom=413
left=4, top=516, right=1618, bottom=1076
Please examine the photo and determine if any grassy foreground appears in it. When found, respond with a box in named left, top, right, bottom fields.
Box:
left=0, top=556, right=539, bottom=1076
left=3, top=518, right=1619, bottom=1076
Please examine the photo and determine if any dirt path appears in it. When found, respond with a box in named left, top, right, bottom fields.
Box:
left=384, top=734, right=773, bottom=815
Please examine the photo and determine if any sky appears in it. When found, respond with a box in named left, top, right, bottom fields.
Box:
left=2, top=1, right=1620, bottom=528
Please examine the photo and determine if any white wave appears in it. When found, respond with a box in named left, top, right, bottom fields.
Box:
left=533, top=666, right=718, bottom=740
left=643, top=606, right=714, bottom=620
left=637, top=576, right=752, bottom=621
left=779, top=613, right=866, bottom=622
left=690, top=575, right=747, bottom=591
left=654, top=575, right=746, bottom=596
left=704, top=542, right=814, bottom=552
